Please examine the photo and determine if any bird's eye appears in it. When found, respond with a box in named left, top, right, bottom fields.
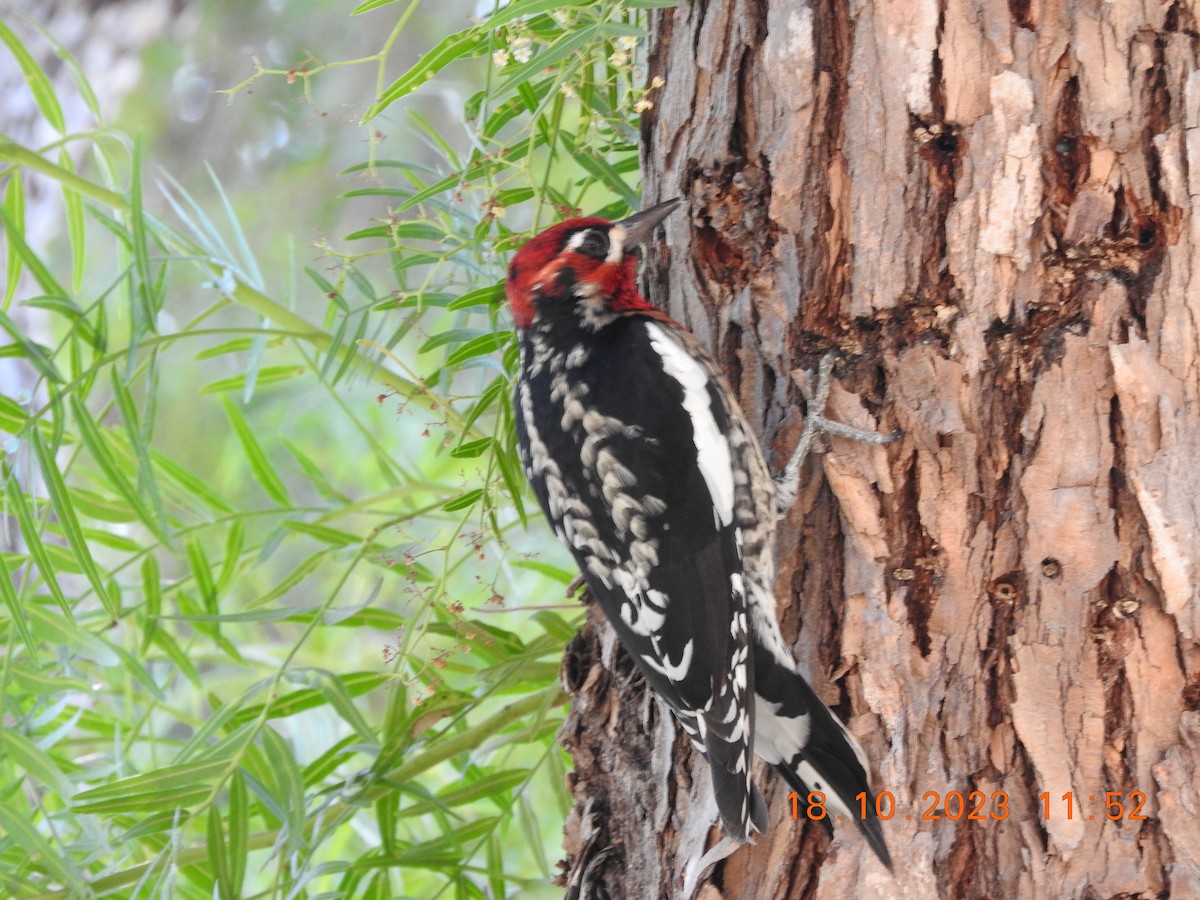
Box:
left=577, top=229, right=610, bottom=259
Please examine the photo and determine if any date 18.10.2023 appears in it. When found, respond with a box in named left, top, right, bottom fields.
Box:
left=788, top=790, right=1149, bottom=823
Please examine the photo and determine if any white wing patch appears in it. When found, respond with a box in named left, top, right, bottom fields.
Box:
left=753, top=694, right=812, bottom=764
left=644, top=322, right=735, bottom=527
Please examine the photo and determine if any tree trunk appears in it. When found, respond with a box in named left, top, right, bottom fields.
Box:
left=559, top=1, right=1200, bottom=897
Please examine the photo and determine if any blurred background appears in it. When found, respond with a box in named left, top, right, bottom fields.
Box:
left=1, top=0, right=647, bottom=895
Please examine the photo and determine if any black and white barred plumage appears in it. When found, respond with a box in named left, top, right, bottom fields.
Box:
left=507, top=200, right=890, bottom=867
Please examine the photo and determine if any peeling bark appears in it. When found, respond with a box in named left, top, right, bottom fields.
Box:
left=559, top=0, right=1200, bottom=897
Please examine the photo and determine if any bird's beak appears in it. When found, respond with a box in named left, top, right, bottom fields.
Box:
left=616, top=198, right=681, bottom=247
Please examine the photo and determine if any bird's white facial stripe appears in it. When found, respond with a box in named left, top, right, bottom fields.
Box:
left=605, top=225, right=626, bottom=263
left=645, top=323, right=735, bottom=526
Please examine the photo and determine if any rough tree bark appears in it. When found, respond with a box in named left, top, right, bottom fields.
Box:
left=558, top=1, right=1200, bottom=897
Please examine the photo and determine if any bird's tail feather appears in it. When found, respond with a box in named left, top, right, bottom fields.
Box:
left=771, top=685, right=892, bottom=870
left=754, top=649, right=892, bottom=869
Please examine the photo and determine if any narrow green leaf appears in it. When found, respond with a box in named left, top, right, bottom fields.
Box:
left=245, top=551, right=324, bottom=610
left=30, top=429, right=116, bottom=618
left=201, top=365, right=307, bottom=394
left=450, top=437, right=493, bottom=459
left=311, top=670, right=377, bottom=743
left=109, top=370, right=172, bottom=544
left=446, top=282, right=504, bottom=311
left=418, top=328, right=484, bottom=354
left=364, top=29, right=488, bottom=121
left=397, top=769, right=530, bottom=819
left=0, top=729, right=74, bottom=801
left=222, top=396, right=291, bottom=505
left=141, top=553, right=161, bottom=652
left=208, top=805, right=233, bottom=900
left=284, top=521, right=360, bottom=547
left=216, top=519, right=245, bottom=594
left=194, top=337, right=255, bottom=359
left=3, top=170, right=24, bottom=310
left=0, top=394, right=26, bottom=433
left=0, top=18, right=65, bottom=132
left=70, top=395, right=162, bottom=538
left=0, top=304, right=63, bottom=384
left=5, top=464, right=71, bottom=619
left=70, top=487, right=134, bottom=523
left=230, top=671, right=379, bottom=727
left=351, top=0, right=401, bottom=12
left=282, top=438, right=351, bottom=503
left=59, top=148, right=86, bottom=292
left=442, top=488, right=483, bottom=512
left=27, top=604, right=116, bottom=666
left=445, top=331, right=509, bottom=366
left=129, top=137, right=158, bottom=337
left=71, top=758, right=232, bottom=813
left=186, top=537, right=218, bottom=614
left=148, top=448, right=234, bottom=513
left=0, top=547, right=38, bottom=663
left=0, top=805, right=85, bottom=894
left=261, top=727, right=305, bottom=856
left=228, top=770, right=248, bottom=897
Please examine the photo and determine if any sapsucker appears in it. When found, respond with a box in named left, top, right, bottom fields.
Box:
left=506, top=198, right=891, bottom=867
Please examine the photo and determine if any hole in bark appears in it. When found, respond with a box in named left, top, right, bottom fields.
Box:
left=1008, top=0, right=1034, bottom=28
left=897, top=451, right=936, bottom=657
left=1183, top=680, right=1200, bottom=712
left=1040, top=558, right=1062, bottom=579
left=562, top=631, right=593, bottom=693
left=933, top=131, right=959, bottom=154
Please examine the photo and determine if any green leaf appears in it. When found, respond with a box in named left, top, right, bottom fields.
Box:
left=495, top=22, right=642, bottom=98
left=5, top=458, right=71, bottom=619
left=27, top=604, right=117, bottom=666
left=33, top=429, right=115, bottom=617
left=71, top=758, right=232, bottom=813
left=284, top=520, right=361, bottom=547
left=227, top=770, right=249, bottom=897
left=0, top=547, right=38, bottom=663
left=186, top=537, right=218, bottom=614
left=3, top=170, right=24, bottom=310
left=418, top=328, right=484, bottom=354
left=141, top=553, right=161, bottom=652
left=60, top=148, right=86, bottom=292
left=0, top=805, right=86, bottom=894
left=0, top=18, right=65, bottom=132
left=442, top=488, right=484, bottom=512
left=70, top=395, right=163, bottom=539
left=208, top=804, right=233, bottom=900
left=396, top=769, right=530, bottom=819
left=0, top=304, right=63, bottom=384
left=444, top=331, right=510, bottom=366
left=364, top=29, right=488, bottom=121
left=260, top=727, right=305, bottom=856
left=310, top=669, right=377, bottom=743
left=222, top=396, right=292, bottom=505
left=201, top=364, right=307, bottom=394
left=0, top=729, right=74, bottom=801
left=446, top=282, right=505, bottom=311
left=450, top=437, right=493, bottom=459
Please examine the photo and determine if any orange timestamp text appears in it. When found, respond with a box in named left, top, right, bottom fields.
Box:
left=788, top=790, right=1010, bottom=822
left=787, top=790, right=1150, bottom=823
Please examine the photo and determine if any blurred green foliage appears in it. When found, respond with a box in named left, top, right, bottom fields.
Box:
left=0, top=0, right=668, bottom=895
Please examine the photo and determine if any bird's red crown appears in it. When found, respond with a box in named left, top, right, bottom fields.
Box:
left=505, top=200, right=681, bottom=329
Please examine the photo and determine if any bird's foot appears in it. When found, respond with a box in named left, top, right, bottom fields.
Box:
left=775, top=352, right=895, bottom=510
